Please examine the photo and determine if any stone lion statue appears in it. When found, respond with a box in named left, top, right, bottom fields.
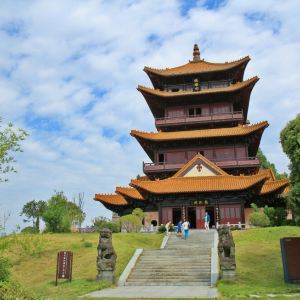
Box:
left=217, top=225, right=236, bottom=279
left=96, top=228, right=117, bottom=282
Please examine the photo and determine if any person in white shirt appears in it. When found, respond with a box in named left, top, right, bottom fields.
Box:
left=182, top=219, right=190, bottom=240
left=165, top=221, right=171, bottom=235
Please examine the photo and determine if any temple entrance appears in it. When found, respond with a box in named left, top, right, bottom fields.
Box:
left=187, top=207, right=196, bottom=228
left=172, top=207, right=181, bottom=226
left=206, top=206, right=215, bottom=228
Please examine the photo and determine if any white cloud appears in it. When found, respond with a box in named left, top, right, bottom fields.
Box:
left=0, top=0, right=299, bottom=232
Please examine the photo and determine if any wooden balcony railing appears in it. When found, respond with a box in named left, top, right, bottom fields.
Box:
left=155, top=111, right=243, bottom=127
left=143, top=157, right=260, bottom=173
left=164, top=79, right=232, bottom=92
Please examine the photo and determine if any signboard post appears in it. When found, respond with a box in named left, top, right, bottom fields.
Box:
left=55, top=251, right=73, bottom=286
left=280, top=237, right=300, bottom=283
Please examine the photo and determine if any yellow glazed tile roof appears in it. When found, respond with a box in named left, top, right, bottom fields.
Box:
left=94, top=194, right=128, bottom=206
left=173, top=153, right=228, bottom=177
left=144, top=56, right=250, bottom=76
left=259, top=179, right=290, bottom=195
left=116, top=187, right=144, bottom=200
left=130, top=174, right=268, bottom=194
left=131, top=121, right=268, bottom=142
left=137, top=77, right=258, bottom=97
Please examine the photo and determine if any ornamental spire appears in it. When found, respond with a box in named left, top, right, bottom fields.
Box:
left=193, top=44, right=200, bottom=62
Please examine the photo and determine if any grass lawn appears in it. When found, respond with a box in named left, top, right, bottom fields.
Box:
left=2, top=227, right=300, bottom=300
left=218, top=226, right=300, bottom=299
left=1, top=232, right=163, bottom=299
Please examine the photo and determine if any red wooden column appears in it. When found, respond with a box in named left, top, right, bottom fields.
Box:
left=196, top=206, right=205, bottom=229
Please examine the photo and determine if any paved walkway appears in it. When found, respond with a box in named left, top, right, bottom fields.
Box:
left=84, top=285, right=218, bottom=298
left=84, top=230, right=218, bottom=298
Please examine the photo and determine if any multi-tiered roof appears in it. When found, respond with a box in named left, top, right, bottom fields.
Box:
left=95, top=45, right=289, bottom=214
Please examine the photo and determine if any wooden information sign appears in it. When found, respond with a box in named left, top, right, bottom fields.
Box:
left=280, top=237, right=300, bottom=283
left=55, top=251, right=73, bottom=285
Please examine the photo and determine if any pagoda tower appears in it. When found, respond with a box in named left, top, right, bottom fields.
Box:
left=95, top=45, right=289, bottom=228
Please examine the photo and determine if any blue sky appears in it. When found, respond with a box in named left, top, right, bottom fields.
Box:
left=0, top=0, right=300, bottom=232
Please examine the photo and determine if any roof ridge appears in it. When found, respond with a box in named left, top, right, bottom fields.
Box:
left=143, top=56, right=250, bottom=73
left=131, top=121, right=269, bottom=136
left=95, top=193, right=118, bottom=196
left=137, top=76, right=259, bottom=96
left=264, top=178, right=290, bottom=184
left=116, top=186, right=133, bottom=190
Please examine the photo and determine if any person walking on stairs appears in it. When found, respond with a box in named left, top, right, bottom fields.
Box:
left=204, top=212, right=210, bottom=230
left=165, top=221, right=171, bottom=235
left=177, top=220, right=182, bottom=237
left=182, top=219, right=190, bottom=240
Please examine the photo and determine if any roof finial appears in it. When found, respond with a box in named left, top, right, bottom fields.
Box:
left=193, top=44, right=200, bottom=62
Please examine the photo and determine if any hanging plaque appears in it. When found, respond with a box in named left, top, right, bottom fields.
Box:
left=191, top=199, right=208, bottom=206
left=56, top=251, right=73, bottom=285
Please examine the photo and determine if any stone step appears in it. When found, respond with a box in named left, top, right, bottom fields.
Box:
left=143, top=248, right=211, bottom=252
left=131, top=268, right=211, bottom=273
left=129, top=273, right=211, bottom=278
left=142, top=250, right=211, bottom=253
left=137, top=261, right=210, bottom=265
left=125, top=280, right=211, bottom=286
left=139, top=256, right=210, bottom=263
left=131, top=270, right=210, bottom=274
left=126, top=278, right=211, bottom=283
left=138, top=259, right=211, bottom=263
left=137, top=260, right=211, bottom=264
left=125, top=282, right=211, bottom=286
left=139, top=257, right=211, bottom=261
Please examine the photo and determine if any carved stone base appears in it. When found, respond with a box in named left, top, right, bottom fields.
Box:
left=97, top=270, right=115, bottom=283
left=221, top=269, right=236, bottom=280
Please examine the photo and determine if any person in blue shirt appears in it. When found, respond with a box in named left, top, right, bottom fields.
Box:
left=177, top=220, right=182, bottom=236
left=204, top=212, right=210, bottom=230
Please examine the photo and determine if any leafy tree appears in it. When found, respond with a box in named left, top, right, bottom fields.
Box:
left=71, top=192, right=85, bottom=230
left=20, top=200, right=47, bottom=231
left=0, top=211, right=10, bottom=236
left=119, top=208, right=145, bottom=233
left=132, top=208, right=145, bottom=223
left=120, top=214, right=141, bottom=233
left=92, top=217, right=120, bottom=233
left=257, top=149, right=288, bottom=179
left=249, top=211, right=270, bottom=227
left=42, top=191, right=85, bottom=233
left=263, top=206, right=287, bottom=226
left=280, top=114, right=300, bottom=224
left=0, top=118, right=28, bottom=182
left=280, top=114, right=300, bottom=182
left=67, top=201, right=86, bottom=228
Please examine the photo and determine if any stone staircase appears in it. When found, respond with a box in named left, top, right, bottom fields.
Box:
left=125, top=230, right=216, bottom=286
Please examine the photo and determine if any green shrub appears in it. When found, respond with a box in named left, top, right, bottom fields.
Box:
left=93, top=217, right=120, bottom=233
left=21, top=226, right=39, bottom=234
left=249, top=212, right=270, bottom=227
left=158, top=224, right=175, bottom=233
left=0, top=257, right=11, bottom=282
left=264, top=206, right=288, bottom=226
left=158, top=224, right=166, bottom=233
left=120, top=214, right=141, bottom=232
left=285, top=219, right=296, bottom=226
left=101, top=221, right=120, bottom=233
left=83, top=241, right=93, bottom=248
left=0, top=280, right=42, bottom=299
